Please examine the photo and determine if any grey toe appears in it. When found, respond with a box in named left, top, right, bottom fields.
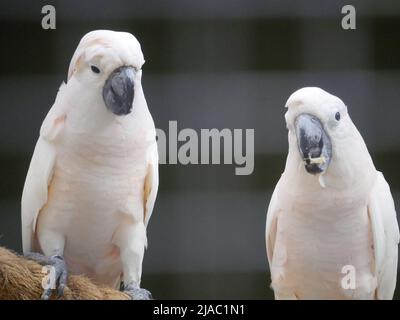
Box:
left=25, top=252, right=68, bottom=300
left=123, top=282, right=153, bottom=300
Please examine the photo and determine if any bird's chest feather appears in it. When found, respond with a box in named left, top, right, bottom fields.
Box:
left=45, top=122, right=150, bottom=231
left=38, top=122, right=152, bottom=277
left=272, top=186, right=375, bottom=299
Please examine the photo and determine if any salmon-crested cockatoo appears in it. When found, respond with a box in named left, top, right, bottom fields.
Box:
left=266, top=87, right=399, bottom=299
left=21, top=30, right=158, bottom=300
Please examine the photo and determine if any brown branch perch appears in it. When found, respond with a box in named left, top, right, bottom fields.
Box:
left=0, top=246, right=130, bottom=300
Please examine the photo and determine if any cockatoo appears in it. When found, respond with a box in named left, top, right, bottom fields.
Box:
left=265, top=87, right=399, bottom=299
left=21, top=30, right=158, bottom=300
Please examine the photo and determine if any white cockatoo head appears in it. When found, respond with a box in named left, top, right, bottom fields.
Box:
left=284, top=87, right=374, bottom=187
left=66, top=30, right=145, bottom=117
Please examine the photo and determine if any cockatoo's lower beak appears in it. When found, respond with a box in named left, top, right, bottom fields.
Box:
left=102, top=66, right=135, bottom=116
left=295, top=113, right=332, bottom=174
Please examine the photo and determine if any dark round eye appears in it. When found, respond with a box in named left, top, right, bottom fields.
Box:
left=335, top=112, right=341, bottom=121
left=91, top=65, right=100, bottom=74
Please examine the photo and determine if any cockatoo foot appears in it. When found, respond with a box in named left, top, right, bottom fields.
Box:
left=123, top=281, right=153, bottom=300
left=25, top=252, right=68, bottom=300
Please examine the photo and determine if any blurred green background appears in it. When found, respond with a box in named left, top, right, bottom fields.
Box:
left=0, top=0, right=399, bottom=299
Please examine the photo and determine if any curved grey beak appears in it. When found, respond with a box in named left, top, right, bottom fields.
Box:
left=102, top=66, right=135, bottom=116
left=295, top=113, right=332, bottom=174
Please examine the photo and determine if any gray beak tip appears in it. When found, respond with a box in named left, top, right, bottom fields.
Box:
left=295, top=113, right=332, bottom=174
left=102, top=66, right=135, bottom=116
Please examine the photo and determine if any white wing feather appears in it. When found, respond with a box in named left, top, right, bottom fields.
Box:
left=21, top=137, right=56, bottom=253
left=143, top=141, right=159, bottom=227
left=368, top=172, right=400, bottom=299
left=21, top=89, right=66, bottom=253
left=265, top=177, right=282, bottom=270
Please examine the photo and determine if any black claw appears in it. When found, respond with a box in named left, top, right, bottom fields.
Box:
left=57, top=283, right=66, bottom=298
left=42, top=289, right=52, bottom=300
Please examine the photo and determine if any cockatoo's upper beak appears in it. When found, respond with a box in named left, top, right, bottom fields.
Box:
left=295, top=113, right=332, bottom=174
left=102, top=66, right=135, bottom=116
